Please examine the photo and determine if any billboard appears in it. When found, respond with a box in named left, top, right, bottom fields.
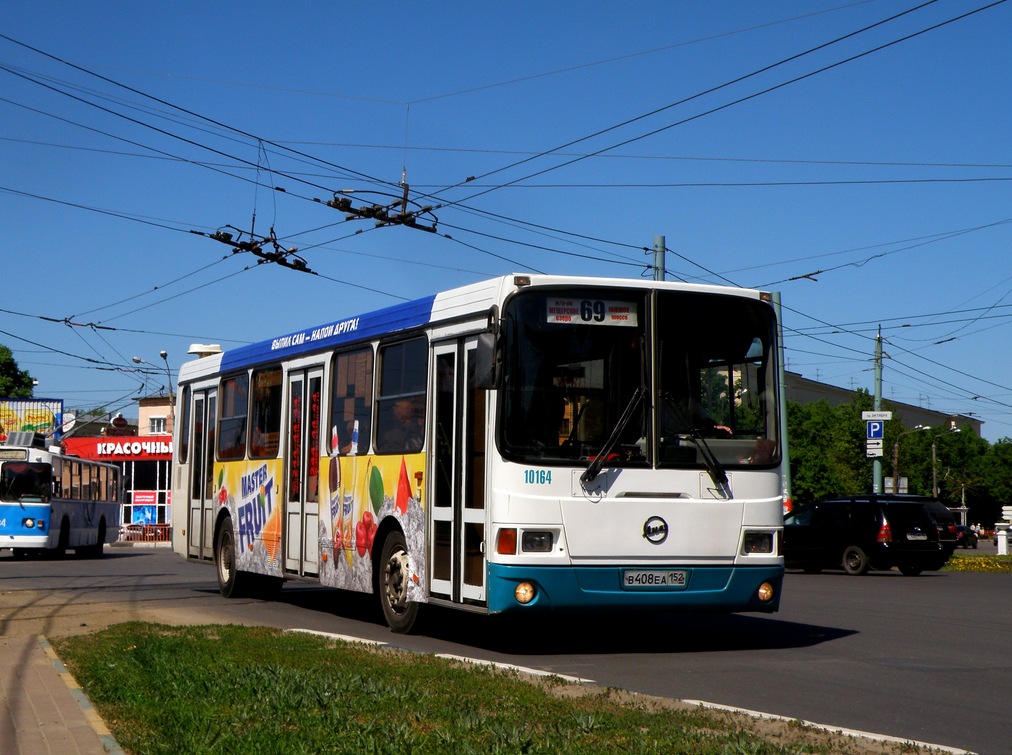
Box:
left=0, top=398, right=64, bottom=441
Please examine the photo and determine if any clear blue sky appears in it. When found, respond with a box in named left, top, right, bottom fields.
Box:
left=2, top=1, right=1010, bottom=440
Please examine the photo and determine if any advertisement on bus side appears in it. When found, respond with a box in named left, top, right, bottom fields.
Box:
left=318, top=451, right=426, bottom=602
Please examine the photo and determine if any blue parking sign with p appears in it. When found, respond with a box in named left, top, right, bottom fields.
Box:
left=866, top=421, right=884, bottom=440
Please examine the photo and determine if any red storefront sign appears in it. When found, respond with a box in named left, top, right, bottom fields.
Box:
left=63, top=436, right=173, bottom=461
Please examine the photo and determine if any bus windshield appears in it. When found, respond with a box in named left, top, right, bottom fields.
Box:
left=0, top=462, right=52, bottom=502
left=499, top=286, right=780, bottom=469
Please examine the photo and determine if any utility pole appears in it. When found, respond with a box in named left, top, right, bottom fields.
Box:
left=873, top=327, right=883, bottom=494
left=652, top=236, right=665, bottom=281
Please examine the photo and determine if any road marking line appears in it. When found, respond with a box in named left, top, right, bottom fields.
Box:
left=435, top=654, right=594, bottom=684
left=288, top=628, right=389, bottom=647
left=286, top=628, right=593, bottom=683
left=682, top=700, right=972, bottom=755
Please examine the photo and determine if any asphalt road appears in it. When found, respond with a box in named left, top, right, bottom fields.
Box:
left=1, top=544, right=1009, bottom=753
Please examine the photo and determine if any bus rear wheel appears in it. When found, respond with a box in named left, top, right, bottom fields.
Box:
left=79, top=520, right=106, bottom=558
left=215, top=521, right=249, bottom=598
left=378, top=530, right=418, bottom=634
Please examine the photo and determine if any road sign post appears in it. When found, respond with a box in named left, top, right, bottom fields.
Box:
left=864, top=414, right=889, bottom=458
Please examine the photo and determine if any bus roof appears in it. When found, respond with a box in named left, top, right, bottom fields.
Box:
left=181, top=274, right=767, bottom=379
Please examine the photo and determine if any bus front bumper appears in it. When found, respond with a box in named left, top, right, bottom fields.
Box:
left=487, top=563, right=784, bottom=615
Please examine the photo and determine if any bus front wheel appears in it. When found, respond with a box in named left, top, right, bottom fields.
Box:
left=215, top=521, right=248, bottom=598
left=378, top=530, right=418, bottom=634
left=52, top=518, right=70, bottom=558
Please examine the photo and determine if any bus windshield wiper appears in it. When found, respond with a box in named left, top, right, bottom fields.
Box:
left=581, top=386, right=645, bottom=485
left=661, top=393, right=732, bottom=499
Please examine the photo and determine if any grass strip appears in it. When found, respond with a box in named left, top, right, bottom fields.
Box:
left=52, top=622, right=944, bottom=754
left=941, top=551, right=1012, bottom=572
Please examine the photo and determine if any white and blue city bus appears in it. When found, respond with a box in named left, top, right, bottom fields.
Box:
left=0, top=432, right=122, bottom=558
left=171, top=274, right=784, bottom=632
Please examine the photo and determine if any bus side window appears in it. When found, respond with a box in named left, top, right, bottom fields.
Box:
left=375, top=337, right=427, bottom=455
left=98, top=465, right=109, bottom=502
left=250, top=366, right=282, bottom=458
left=70, top=460, right=81, bottom=499
left=52, top=458, right=63, bottom=498
left=218, top=373, right=249, bottom=460
left=331, top=348, right=374, bottom=455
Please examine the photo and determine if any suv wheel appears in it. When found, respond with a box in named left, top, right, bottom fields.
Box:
left=842, top=545, right=869, bottom=575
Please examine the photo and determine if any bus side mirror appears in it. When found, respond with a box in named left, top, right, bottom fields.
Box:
left=474, top=331, right=499, bottom=390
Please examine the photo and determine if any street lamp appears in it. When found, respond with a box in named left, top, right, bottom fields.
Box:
left=932, top=425, right=961, bottom=498
left=891, top=424, right=929, bottom=495
left=132, top=352, right=175, bottom=434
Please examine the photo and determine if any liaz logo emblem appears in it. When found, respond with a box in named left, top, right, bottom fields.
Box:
left=642, top=516, right=668, bottom=545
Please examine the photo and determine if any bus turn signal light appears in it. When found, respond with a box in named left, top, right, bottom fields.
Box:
left=497, top=528, right=518, bottom=555
left=757, top=581, right=775, bottom=603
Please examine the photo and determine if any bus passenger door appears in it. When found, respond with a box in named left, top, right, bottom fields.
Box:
left=430, top=338, right=487, bottom=606
left=187, top=389, right=216, bottom=560
left=285, top=369, right=323, bottom=577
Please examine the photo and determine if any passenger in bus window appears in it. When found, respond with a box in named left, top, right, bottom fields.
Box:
left=380, top=398, right=424, bottom=453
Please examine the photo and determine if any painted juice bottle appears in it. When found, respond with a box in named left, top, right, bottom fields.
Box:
left=328, top=430, right=342, bottom=559
left=343, top=420, right=358, bottom=565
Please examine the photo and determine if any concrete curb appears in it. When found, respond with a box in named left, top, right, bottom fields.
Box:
left=38, top=638, right=125, bottom=755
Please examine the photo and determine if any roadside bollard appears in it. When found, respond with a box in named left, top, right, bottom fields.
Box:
left=997, top=524, right=1009, bottom=556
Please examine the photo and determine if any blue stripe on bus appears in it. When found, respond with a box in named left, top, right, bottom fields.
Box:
left=219, top=294, right=438, bottom=372
left=486, top=564, right=784, bottom=614
left=0, top=503, right=50, bottom=537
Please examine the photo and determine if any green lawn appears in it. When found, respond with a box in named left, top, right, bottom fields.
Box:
left=54, top=622, right=941, bottom=754
left=941, top=551, right=1012, bottom=572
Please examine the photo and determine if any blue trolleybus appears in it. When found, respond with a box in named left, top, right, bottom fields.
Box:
left=171, top=274, right=785, bottom=632
left=0, top=432, right=122, bottom=558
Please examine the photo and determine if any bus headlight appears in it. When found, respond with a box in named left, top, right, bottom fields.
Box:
left=741, top=532, right=773, bottom=554
left=521, top=531, right=553, bottom=553
left=757, top=581, right=776, bottom=603
left=514, top=582, right=536, bottom=604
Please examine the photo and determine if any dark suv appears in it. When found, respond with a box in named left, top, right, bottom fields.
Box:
left=784, top=494, right=948, bottom=576
left=919, top=497, right=958, bottom=556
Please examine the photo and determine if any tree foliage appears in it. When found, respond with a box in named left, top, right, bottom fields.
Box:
left=0, top=345, right=34, bottom=398
left=786, top=390, right=1012, bottom=526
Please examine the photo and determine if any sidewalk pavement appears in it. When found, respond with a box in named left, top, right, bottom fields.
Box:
left=0, top=635, right=122, bottom=754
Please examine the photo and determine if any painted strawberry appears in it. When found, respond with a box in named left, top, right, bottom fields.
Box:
left=356, top=520, right=368, bottom=557
left=356, top=511, right=377, bottom=557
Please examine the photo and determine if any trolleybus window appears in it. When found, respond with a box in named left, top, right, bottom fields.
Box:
left=218, top=373, right=249, bottom=460
left=501, top=289, right=646, bottom=463
left=656, top=292, right=778, bottom=467
left=499, top=287, right=779, bottom=469
left=0, top=462, right=51, bottom=502
left=250, top=366, right=283, bottom=458
left=178, top=386, right=191, bottom=464
left=376, top=337, right=427, bottom=454
left=330, top=348, right=373, bottom=455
